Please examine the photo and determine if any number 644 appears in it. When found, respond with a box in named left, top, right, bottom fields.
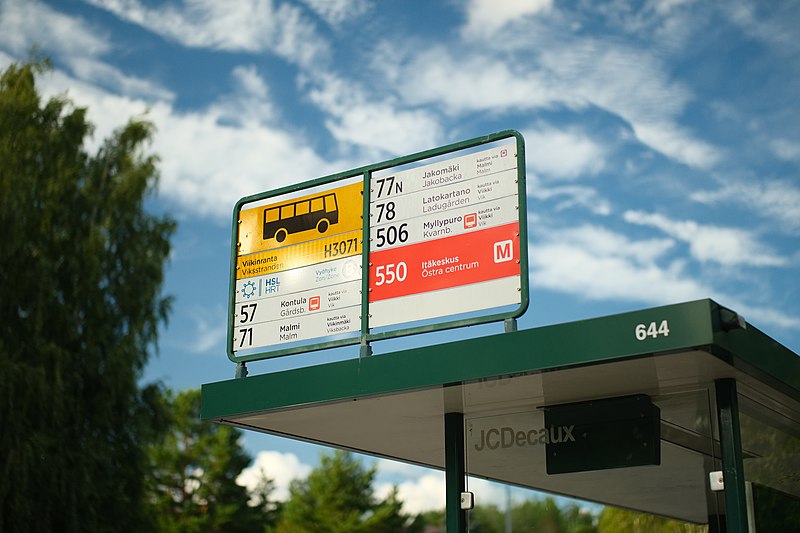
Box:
left=635, top=320, right=670, bottom=340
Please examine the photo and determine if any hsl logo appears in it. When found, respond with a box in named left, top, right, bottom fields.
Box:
left=473, top=425, right=576, bottom=451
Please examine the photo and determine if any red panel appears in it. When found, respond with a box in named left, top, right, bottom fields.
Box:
left=369, top=222, right=520, bottom=302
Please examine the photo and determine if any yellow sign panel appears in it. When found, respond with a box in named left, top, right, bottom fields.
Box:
left=236, top=229, right=362, bottom=279
left=238, top=181, right=363, bottom=256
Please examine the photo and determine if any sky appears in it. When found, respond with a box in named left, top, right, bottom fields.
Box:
left=2, top=0, right=799, bottom=516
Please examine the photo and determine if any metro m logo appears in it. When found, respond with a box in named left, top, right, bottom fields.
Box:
left=494, top=240, right=513, bottom=263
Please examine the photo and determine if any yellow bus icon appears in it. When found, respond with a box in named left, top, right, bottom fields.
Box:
left=263, top=193, right=339, bottom=243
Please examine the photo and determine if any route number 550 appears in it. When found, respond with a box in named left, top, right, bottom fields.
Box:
left=374, top=262, right=407, bottom=286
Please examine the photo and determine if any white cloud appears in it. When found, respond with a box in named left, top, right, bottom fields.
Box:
left=0, top=51, right=13, bottom=69
left=733, top=302, right=800, bottom=331
left=547, top=224, right=676, bottom=265
left=624, top=210, right=786, bottom=267
left=239, top=454, right=517, bottom=516
left=386, top=49, right=567, bottom=116
left=66, top=57, right=174, bottom=102
left=0, top=0, right=110, bottom=57
left=232, top=65, right=269, bottom=100
left=726, top=1, right=800, bottom=55
left=374, top=458, right=428, bottom=477
left=630, top=121, right=719, bottom=169
left=538, top=43, right=720, bottom=169
left=217, top=65, right=275, bottom=124
left=28, top=62, right=331, bottom=219
left=651, top=0, right=694, bottom=16
left=0, top=1, right=347, bottom=221
left=589, top=0, right=700, bottom=42
left=374, top=466, right=518, bottom=516
left=770, top=138, right=800, bottom=162
left=154, top=103, right=331, bottom=218
left=691, top=180, right=800, bottom=235
left=462, top=0, right=553, bottom=39
left=467, top=478, right=513, bottom=509
left=0, top=0, right=173, bottom=103
left=237, top=450, right=312, bottom=502
left=524, top=125, right=606, bottom=180
left=87, top=0, right=328, bottom=68
left=33, top=68, right=157, bottom=154
left=300, top=0, right=370, bottom=26
left=531, top=225, right=705, bottom=303
left=185, top=305, right=227, bottom=354
left=375, top=473, right=446, bottom=515
left=308, top=73, right=443, bottom=157
left=381, top=25, right=719, bottom=170
left=530, top=224, right=800, bottom=331
left=528, top=184, right=612, bottom=216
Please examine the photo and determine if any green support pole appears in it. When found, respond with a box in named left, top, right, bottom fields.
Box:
left=360, top=170, right=372, bottom=358
left=715, top=378, right=748, bottom=533
left=445, top=412, right=467, bottom=533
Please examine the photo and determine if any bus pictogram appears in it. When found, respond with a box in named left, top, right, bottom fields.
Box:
left=263, top=193, right=339, bottom=243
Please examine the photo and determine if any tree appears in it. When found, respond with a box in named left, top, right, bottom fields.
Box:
left=464, top=498, right=597, bottom=533
left=0, top=58, right=175, bottom=532
left=148, top=388, right=280, bottom=532
left=597, top=506, right=707, bottom=532
left=559, top=502, right=599, bottom=533
left=416, top=509, right=445, bottom=532
left=277, top=450, right=419, bottom=533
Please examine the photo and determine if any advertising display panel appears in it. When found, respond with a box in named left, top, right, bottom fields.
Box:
left=228, top=131, right=527, bottom=362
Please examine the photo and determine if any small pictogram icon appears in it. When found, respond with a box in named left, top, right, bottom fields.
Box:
left=464, top=213, right=477, bottom=229
left=494, top=240, right=513, bottom=263
left=241, top=280, right=257, bottom=299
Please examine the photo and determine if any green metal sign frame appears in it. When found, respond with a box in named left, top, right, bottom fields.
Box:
left=227, top=130, right=529, bottom=363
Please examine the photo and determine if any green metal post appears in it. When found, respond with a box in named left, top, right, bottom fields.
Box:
left=715, top=378, right=748, bottom=532
left=504, top=317, right=517, bottom=333
left=360, top=170, right=372, bottom=357
left=445, top=412, right=467, bottom=533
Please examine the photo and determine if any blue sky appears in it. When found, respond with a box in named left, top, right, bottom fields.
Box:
left=3, top=0, right=799, bottom=514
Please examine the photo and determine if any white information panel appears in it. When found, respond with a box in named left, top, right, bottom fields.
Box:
left=368, top=142, right=522, bottom=329
left=233, top=255, right=361, bottom=351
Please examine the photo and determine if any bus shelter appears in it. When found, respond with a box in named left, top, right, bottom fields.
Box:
left=201, top=299, right=800, bottom=532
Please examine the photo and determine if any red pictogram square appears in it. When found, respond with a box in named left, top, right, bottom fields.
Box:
left=464, top=213, right=477, bottom=229
left=309, top=296, right=321, bottom=311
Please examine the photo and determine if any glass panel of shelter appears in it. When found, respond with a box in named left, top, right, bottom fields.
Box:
left=463, top=386, right=724, bottom=531
left=737, top=384, right=800, bottom=531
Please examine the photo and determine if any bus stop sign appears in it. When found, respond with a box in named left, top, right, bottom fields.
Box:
left=228, top=130, right=528, bottom=362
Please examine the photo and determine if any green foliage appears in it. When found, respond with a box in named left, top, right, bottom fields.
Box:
left=0, top=58, right=175, bottom=532
left=466, top=503, right=504, bottom=532
left=147, top=389, right=279, bottom=533
left=597, top=506, right=707, bottom=533
left=466, top=497, right=597, bottom=533
left=277, top=450, right=419, bottom=533
left=416, top=508, right=445, bottom=530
